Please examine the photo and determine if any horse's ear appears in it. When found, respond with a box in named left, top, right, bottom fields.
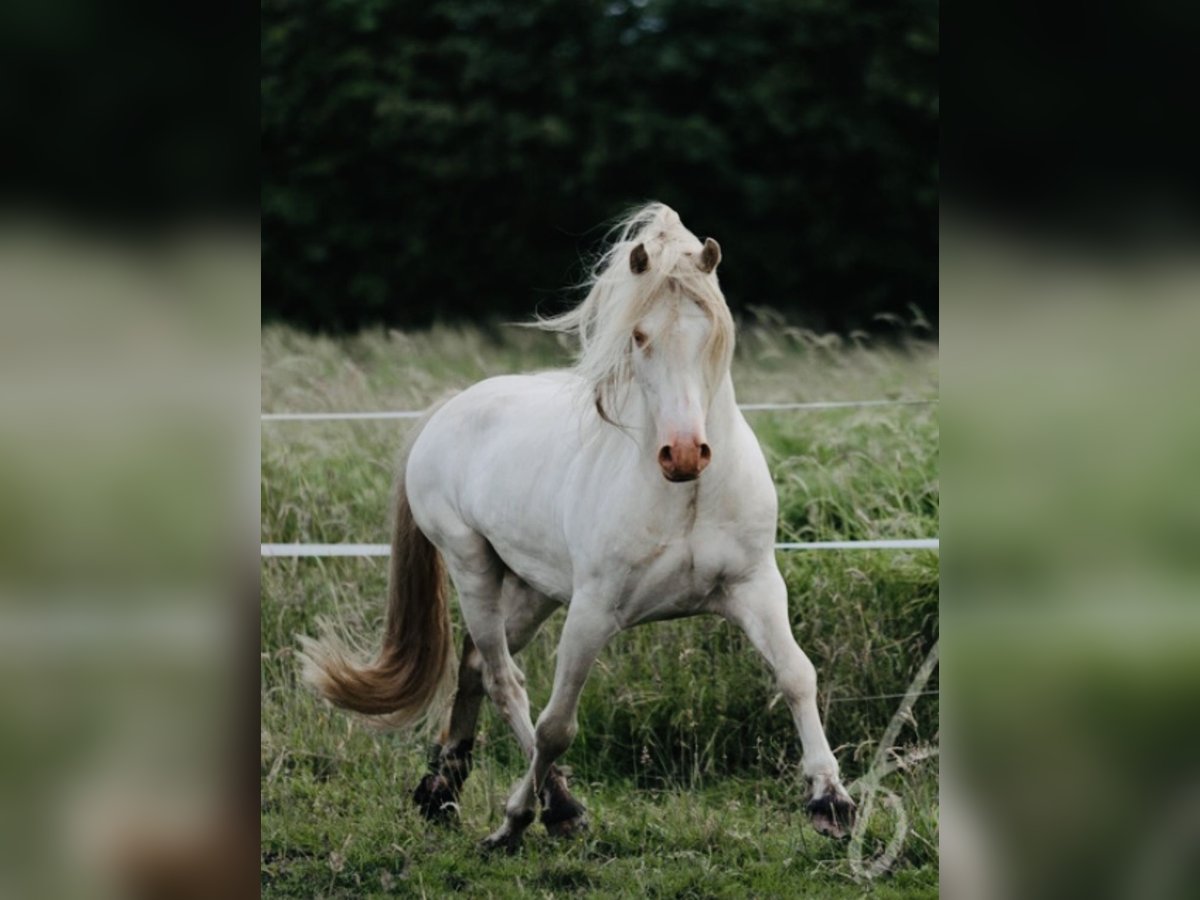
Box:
left=697, top=237, right=721, bottom=274
left=630, top=242, right=650, bottom=274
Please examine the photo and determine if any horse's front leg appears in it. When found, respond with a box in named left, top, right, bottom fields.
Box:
left=481, top=599, right=617, bottom=853
left=717, top=565, right=856, bottom=838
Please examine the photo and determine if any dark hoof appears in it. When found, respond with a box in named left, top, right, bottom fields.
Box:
left=480, top=809, right=533, bottom=855
left=543, top=812, right=588, bottom=838
left=479, top=828, right=524, bottom=855
left=540, top=767, right=588, bottom=838
left=806, top=792, right=856, bottom=839
left=412, top=772, right=458, bottom=823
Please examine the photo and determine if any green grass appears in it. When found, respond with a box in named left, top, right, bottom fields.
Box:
left=261, top=315, right=939, bottom=897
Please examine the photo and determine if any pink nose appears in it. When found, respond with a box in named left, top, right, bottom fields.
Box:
left=658, top=439, right=712, bottom=482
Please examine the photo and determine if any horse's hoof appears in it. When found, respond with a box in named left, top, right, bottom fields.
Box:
left=806, top=790, right=856, bottom=840
left=543, top=813, right=588, bottom=839
left=540, top=793, right=588, bottom=839
left=540, top=767, right=587, bottom=839
left=479, top=827, right=524, bottom=855
left=412, top=773, right=458, bottom=824
left=480, top=808, right=534, bottom=854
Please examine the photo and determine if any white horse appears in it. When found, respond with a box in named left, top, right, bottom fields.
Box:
left=300, top=202, right=856, bottom=851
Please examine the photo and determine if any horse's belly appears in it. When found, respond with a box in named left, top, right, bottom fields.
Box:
left=486, top=534, right=574, bottom=603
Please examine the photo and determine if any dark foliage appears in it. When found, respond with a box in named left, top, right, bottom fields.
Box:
left=262, top=0, right=937, bottom=331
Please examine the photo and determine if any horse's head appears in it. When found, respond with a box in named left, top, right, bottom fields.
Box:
left=535, top=203, right=735, bottom=483
left=626, top=234, right=725, bottom=483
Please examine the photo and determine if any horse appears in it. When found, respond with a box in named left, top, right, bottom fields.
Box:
left=299, top=202, right=856, bottom=851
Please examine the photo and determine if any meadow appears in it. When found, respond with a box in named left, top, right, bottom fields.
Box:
left=260, top=314, right=939, bottom=897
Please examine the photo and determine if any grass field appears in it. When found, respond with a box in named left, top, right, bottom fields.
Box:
left=261, top=315, right=939, bottom=897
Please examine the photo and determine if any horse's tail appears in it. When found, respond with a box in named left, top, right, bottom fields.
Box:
left=297, top=406, right=455, bottom=731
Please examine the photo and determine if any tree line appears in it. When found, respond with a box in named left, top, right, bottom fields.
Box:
left=262, top=0, right=938, bottom=332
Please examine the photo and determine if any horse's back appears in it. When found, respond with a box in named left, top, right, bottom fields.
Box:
left=412, top=370, right=584, bottom=457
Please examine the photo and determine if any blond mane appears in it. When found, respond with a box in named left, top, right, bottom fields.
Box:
left=535, top=202, right=735, bottom=423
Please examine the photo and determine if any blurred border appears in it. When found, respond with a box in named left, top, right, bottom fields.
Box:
left=944, top=1, right=1200, bottom=896
left=0, top=1, right=259, bottom=897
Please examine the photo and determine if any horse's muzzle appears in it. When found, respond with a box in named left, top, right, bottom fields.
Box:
left=658, top=440, right=711, bottom=482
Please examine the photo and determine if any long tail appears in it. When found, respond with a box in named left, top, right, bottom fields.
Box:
left=297, top=410, right=455, bottom=730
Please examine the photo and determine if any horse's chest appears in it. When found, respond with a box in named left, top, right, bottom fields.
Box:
left=618, top=526, right=754, bottom=625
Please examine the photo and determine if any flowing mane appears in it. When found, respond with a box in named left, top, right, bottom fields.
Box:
left=534, top=202, right=735, bottom=422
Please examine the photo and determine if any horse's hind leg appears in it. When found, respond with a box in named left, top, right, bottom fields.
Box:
left=410, top=631, right=484, bottom=822
left=413, top=579, right=558, bottom=822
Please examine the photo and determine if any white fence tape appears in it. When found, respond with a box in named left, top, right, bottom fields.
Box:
left=261, top=538, right=937, bottom=558
left=262, top=410, right=425, bottom=422
left=261, top=398, right=936, bottom=422
left=774, top=539, right=938, bottom=550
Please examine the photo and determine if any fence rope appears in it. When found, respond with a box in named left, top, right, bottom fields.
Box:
left=829, top=689, right=939, bottom=704
left=261, top=538, right=937, bottom=558
left=261, top=397, right=936, bottom=422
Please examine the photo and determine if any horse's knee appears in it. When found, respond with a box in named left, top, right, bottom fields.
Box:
left=482, top=665, right=506, bottom=697
left=778, top=654, right=818, bottom=705
left=483, top=665, right=525, bottom=716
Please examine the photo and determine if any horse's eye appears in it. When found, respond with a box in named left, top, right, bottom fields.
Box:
left=633, top=329, right=648, bottom=348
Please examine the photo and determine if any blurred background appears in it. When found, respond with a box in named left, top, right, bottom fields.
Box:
left=1, top=0, right=258, bottom=898
left=941, top=1, right=1200, bottom=897
left=261, top=0, right=938, bottom=332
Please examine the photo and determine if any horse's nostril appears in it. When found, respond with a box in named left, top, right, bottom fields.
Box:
left=699, top=443, right=712, bottom=462
left=658, top=446, right=673, bottom=466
